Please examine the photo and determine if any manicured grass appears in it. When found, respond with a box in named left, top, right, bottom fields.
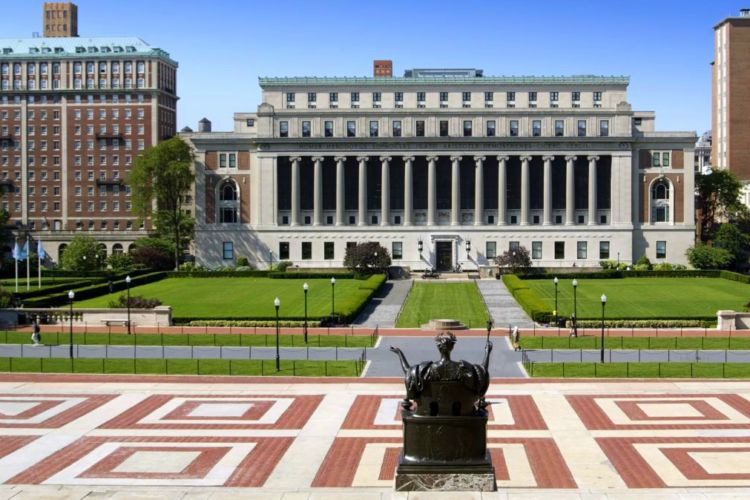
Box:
left=526, top=362, right=750, bottom=378
left=520, top=336, right=750, bottom=350
left=0, top=330, right=375, bottom=348
left=74, top=276, right=383, bottom=320
left=0, top=357, right=363, bottom=377
left=522, top=277, right=750, bottom=319
left=395, top=282, right=489, bottom=328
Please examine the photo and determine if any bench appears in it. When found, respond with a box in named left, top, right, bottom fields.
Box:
left=99, top=319, right=131, bottom=327
left=421, top=270, right=440, bottom=279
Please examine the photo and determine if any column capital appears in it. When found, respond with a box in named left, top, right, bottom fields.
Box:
left=311, top=156, right=324, bottom=163
left=587, top=155, right=600, bottom=162
left=403, top=155, right=415, bottom=162
left=290, top=156, right=302, bottom=163
left=426, top=155, right=439, bottom=163
left=450, top=155, right=462, bottom=162
left=520, top=155, right=532, bottom=163
left=334, top=156, right=346, bottom=163
left=474, top=155, right=486, bottom=163
left=379, top=156, right=392, bottom=163
left=565, top=155, right=577, bottom=162
left=496, top=155, right=510, bottom=162
left=356, top=155, right=369, bottom=163
left=543, top=155, right=555, bottom=162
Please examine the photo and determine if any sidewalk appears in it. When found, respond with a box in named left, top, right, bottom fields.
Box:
left=476, top=279, right=535, bottom=328
left=353, top=279, right=412, bottom=327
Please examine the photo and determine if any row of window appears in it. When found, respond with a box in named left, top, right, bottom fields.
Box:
left=0, top=94, right=146, bottom=106
left=0, top=168, right=131, bottom=185
left=0, top=61, right=146, bottom=76
left=286, top=91, right=603, bottom=109
left=1, top=216, right=142, bottom=232
left=0, top=78, right=147, bottom=91
left=0, top=153, right=134, bottom=169
left=281, top=118, right=611, bottom=139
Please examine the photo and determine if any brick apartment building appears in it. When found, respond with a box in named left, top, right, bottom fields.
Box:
left=0, top=2, right=177, bottom=262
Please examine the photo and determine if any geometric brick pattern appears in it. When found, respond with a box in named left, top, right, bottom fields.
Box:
left=0, top=394, right=116, bottom=428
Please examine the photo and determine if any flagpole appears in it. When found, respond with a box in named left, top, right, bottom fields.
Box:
left=14, top=257, right=18, bottom=293
left=26, top=248, right=30, bottom=291
left=38, top=244, right=42, bottom=289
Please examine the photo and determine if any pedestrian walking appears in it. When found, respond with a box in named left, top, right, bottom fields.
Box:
left=511, top=325, right=520, bottom=351
left=108, top=280, right=114, bottom=294
left=31, top=318, right=41, bottom=346
left=569, top=314, right=578, bottom=338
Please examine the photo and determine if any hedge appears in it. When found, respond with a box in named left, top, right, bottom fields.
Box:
left=23, top=272, right=167, bottom=308
left=502, top=275, right=553, bottom=323
left=14, top=279, right=103, bottom=299
left=719, top=270, right=750, bottom=284
left=166, top=270, right=270, bottom=278
left=570, top=319, right=715, bottom=328
left=267, top=271, right=356, bottom=279
left=517, top=270, right=724, bottom=280
left=187, top=320, right=323, bottom=328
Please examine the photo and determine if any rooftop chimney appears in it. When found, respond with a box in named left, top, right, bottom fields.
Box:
left=198, top=118, right=212, bottom=133
left=373, top=60, right=393, bottom=78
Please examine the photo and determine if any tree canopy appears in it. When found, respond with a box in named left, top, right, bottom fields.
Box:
left=343, top=242, right=391, bottom=275
left=695, top=169, right=745, bottom=241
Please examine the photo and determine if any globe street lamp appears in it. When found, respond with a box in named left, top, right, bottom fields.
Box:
left=274, top=297, right=281, bottom=371
left=67, top=290, right=75, bottom=359
left=572, top=279, right=578, bottom=337
left=302, top=282, right=309, bottom=344
left=553, top=277, right=559, bottom=322
left=330, top=277, right=336, bottom=318
left=600, top=294, right=607, bottom=363
left=125, top=275, right=132, bottom=335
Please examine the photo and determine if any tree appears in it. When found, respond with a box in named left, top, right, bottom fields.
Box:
left=714, top=223, right=750, bottom=271
left=60, top=236, right=103, bottom=272
left=128, top=137, right=195, bottom=269
left=695, top=169, right=745, bottom=241
left=131, top=237, right=175, bottom=271
left=343, top=242, right=391, bottom=275
left=686, top=243, right=733, bottom=270
left=495, top=246, right=532, bottom=274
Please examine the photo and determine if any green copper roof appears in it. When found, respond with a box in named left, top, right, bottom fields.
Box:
left=0, top=37, right=176, bottom=65
left=259, top=75, right=630, bottom=87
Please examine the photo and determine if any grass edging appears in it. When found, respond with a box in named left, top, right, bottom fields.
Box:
left=525, top=362, right=750, bottom=378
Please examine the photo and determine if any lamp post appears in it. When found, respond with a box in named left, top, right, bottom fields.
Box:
left=303, top=282, right=309, bottom=344
left=418, top=239, right=423, bottom=255
left=486, top=318, right=493, bottom=342
left=600, top=294, right=607, bottom=363
left=330, top=277, right=336, bottom=318
left=125, top=275, right=131, bottom=335
left=553, top=277, right=559, bottom=322
left=67, top=290, right=75, bottom=359
left=572, top=278, right=578, bottom=337
left=274, top=297, right=280, bottom=371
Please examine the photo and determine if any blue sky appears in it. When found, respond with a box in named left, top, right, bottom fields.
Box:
left=1, top=0, right=744, bottom=133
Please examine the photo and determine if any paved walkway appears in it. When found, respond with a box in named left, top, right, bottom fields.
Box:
left=353, top=279, right=412, bottom=327
left=1, top=375, right=750, bottom=497
left=476, top=279, right=535, bottom=329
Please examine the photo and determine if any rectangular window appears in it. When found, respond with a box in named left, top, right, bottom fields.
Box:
left=577, top=241, right=587, bottom=259
left=350, top=92, right=360, bottom=105
left=301, top=242, right=312, bottom=260
left=222, top=241, right=234, bottom=260
left=577, top=120, right=587, bottom=137
left=301, top=120, right=311, bottom=137
left=532, top=120, right=541, bottom=137
left=550, top=91, right=559, bottom=103
left=416, top=91, right=425, bottom=103
left=652, top=152, right=661, bottom=167
left=572, top=91, right=581, bottom=102
left=486, top=120, right=496, bottom=137
left=392, top=241, right=403, bottom=260
left=506, top=91, right=515, bottom=106
left=372, top=92, right=381, bottom=104
left=286, top=92, right=295, bottom=104
left=324, top=120, right=333, bottom=137
left=656, top=241, right=667, bottom=259
left=219, top=153, right=227, bottom=168
left=307, top=92, right=316, bottom=103
left=532, top=241, right=542, bottom=260
left=415, top=120, right=425, bottom=137
left=528, top=91, right=537, bottom=106
left=463, top=120, right=473, bottom=137
left=439, top=91, right=448, bottom=102
left=486, top=241, right=496, bottom=259
left=394, top=91, right=403, bottom=103
left=509, top=120, right=519, bottom=137
left=392, top=120, right=402, bottom=137
left=279, top=121, right=289, bottom=137
left=662, top=152, right=670, bottom=167
left=555, top=120, right=564, bottom=137
left=329, top=92, right=338, bottom=103
left=599, top=119, right=609, bottom=137
left=593, top=91, right=602, bottom=102
left=439, top=120, right=449, bottom=137
left=228, top=153, right=236, bottom=168
left=324, top=242, right=334, bottom=260
left=484, top=91, right=493, bottom=102
left=279, top=242, right=289, bottom=260
left=369, top=120, right=379, bottom=137
left=599, top=241, right=610, bottom=259
left=554, top=241, right=565, bottom=259
left=347, top=121, right=356, bottom=137
left=509, top=241, right=520, bottom=252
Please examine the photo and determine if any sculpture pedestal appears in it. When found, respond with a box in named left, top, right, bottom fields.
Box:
left=395, top=412, right=496, bottom=491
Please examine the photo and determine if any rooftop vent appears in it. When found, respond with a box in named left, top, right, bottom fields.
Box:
left=113, top=46, right=123, bottom=53
left=741, top=8, right=750, bottom=16
left=2, top=48, right=13, bottom=55
left=75, top=46, right=85, bottom=53
left=125, top=46, right=136, bottom=53
left=198, top=118, right=212, bottom=133
left=54, top=47, right=64, bottom=53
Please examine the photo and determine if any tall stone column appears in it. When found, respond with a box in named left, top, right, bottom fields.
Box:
left=357, top=156, right=368, bottom=226
left=520, top=156, right=531, bottom=225
left=542, top=155, right=554, bottom=226
left=450, top=155, right=462, bottom=226
left=588, top=155, right=599, bottom=225
left=290, top=156, right=301, bottom=226
left=334, top=156, right=346, bottom=226
left=380, top=156, right=391, bottom=226
left=474, top=155, right=485, bottom=225
left=427, top=155, right=438, bottom=226
left=403, top=156, right=414, bottom=226
left=565, top=155, right=577, bottom=225
left=312, top=156, right=324, bottom=226
left=497, top=156, right=508, bottom=225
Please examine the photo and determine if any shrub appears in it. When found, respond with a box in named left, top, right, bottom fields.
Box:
left=635, top=255, right=652, bottom=270
left=600, top=260, right=618, bottom=270
left=0, top=287, right=12, bottom=308
left=274, top=261, right=293, bottom=272
left=186, top=320, right=322, bottom=328
left=686, top=243, right=733, bottom=270
left=131, top=238, right=176, bottom=270
left=344, top=242, right=391, bottom=275
left=236, top=256, right=249, bottom=267
left=108, top=294, right=162, bottom=309
left=61, top=236, right=104, bottom=272
left=106, top=252, right=133, bottom=271
left=496, top=246, right=532, bottom=274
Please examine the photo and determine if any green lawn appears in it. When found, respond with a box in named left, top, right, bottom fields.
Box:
left=520, top=336, right=750, bottom=350
left=522, top=278, right=750, bottom=319
left=0, top=357, right=362, bottom=377
left=526, top=362, right=750, bottom=378
left=396, top=282, right=489, bottom=328
left=74, top=276, right=383, bottom=320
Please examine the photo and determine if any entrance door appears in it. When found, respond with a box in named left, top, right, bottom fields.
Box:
left=435, top=241, right=453, bottom=271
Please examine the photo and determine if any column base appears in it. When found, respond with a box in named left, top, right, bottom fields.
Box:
left=473, top=221, right=483, bottom=226
left=542, top=221, right=552, bottom=226
left=587, top=222, right=598, bottom=226
left=357, top=223, right=368, bottom=227
left=403, top=222, right=413, bottom=227
left=519, top=222, right=529, bottom=226
left=497, top=222, right=507, bottom=226
left=380, top=222, right=391, bottom=227
left=565, top=221, right=575, bottom=226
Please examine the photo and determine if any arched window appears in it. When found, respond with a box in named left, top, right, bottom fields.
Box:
left=112, top=243, right=123, bottom=255
left=128, top=243, right=136, bottom=253
left=217, top=179, right=240, bottom=223
left=651, top=178, right=671, bottom=223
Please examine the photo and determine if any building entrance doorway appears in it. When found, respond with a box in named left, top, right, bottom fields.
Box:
left=435, top=241, right=453, bottom=271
